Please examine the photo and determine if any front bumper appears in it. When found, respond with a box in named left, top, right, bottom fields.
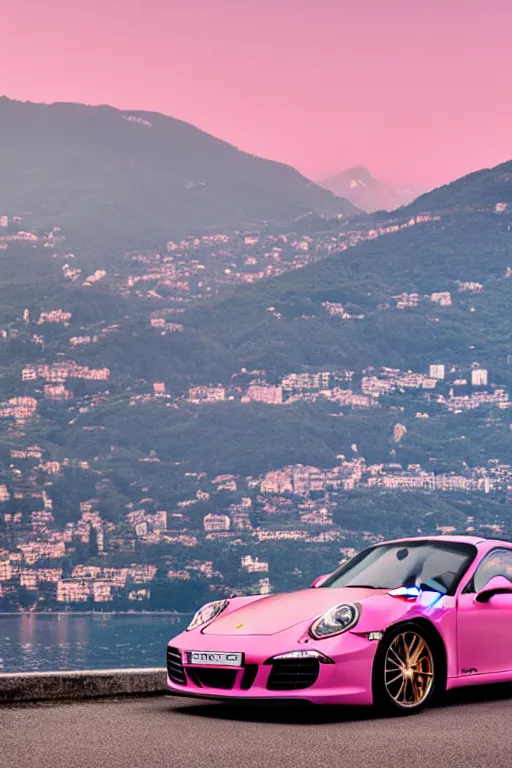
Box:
left=166, top=626, right=378, bottom=706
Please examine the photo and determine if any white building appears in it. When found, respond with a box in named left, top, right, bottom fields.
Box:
left=429, top=364, right=445, bottom=380
left=431, top=292, right=452, bottom=306
left=241, top=555, right=269, bottom=573
left=471, top=368, right=488, bottom=387
left=244, top=385, right=283, bottom=404
left=203, top=513, right=231, bottom=532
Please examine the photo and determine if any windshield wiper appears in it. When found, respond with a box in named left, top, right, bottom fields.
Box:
left=343, top=584, right=388, bottom=590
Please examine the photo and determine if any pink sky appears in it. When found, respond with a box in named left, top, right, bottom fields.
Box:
left=1, top=0, right=511, bottom=189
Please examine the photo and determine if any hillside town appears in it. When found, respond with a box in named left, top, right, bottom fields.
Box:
left=0, top=208, right=511, bottom=612
left=0, top=351, right=510, bottom=611
left=1, top=209, right=447, bottom=306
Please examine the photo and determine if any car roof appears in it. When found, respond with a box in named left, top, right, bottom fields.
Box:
left=377, top=535, right=512, bottom=548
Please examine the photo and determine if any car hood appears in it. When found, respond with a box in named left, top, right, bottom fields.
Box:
left=203, top=587, right=388, bottom=636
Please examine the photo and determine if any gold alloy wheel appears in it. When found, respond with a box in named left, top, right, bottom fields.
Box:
left=384, top=631, right=434, bottom=708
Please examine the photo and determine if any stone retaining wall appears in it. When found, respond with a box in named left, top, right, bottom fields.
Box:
left=0, top=668, right=167, bottom=703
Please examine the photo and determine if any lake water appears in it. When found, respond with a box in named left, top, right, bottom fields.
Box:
left=0, top=614, right=187, bottom=673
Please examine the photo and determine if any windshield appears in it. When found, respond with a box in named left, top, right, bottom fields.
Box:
left=321, top=540, right=476, bottom=595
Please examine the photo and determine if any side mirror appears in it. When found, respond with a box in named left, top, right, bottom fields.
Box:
left=475, top=575, right=512, bottom=603
left=310, top=573, right=330, bottom=588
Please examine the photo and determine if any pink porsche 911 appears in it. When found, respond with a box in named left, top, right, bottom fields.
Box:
left=167, top=536, right=512, bottom=714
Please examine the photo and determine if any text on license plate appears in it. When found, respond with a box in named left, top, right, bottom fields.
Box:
left=187, top=651, right=243, bottom=667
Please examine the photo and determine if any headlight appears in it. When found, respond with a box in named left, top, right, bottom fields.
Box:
left=309, top=602, right=360, bottom=639
left=268, top=650, right=334, bottom=663
left=187, top=599, right=229, bottom=631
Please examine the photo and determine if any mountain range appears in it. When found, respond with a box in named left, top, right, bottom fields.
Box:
left=4, top=154, right=505, bottom=410
left=0, top=97, right=357, bottom=251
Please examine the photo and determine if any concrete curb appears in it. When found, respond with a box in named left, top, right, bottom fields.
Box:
left=0, top=668, right=167, bottom=703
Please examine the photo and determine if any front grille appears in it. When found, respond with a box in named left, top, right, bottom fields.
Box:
left=267, top=659, right=320, bottom=691
left=186, top=668, right=237, bottom=690
left=167, top=646, right=187, bottom=685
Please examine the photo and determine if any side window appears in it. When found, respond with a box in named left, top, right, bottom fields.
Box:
left=472, top=549, right=512, bottom=593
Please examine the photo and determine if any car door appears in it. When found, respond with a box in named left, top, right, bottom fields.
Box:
left=457, top=548, right=512, bottom=677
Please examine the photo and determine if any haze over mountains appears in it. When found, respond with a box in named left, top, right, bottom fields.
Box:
left=317, top=166, right=422, bottom=212
left=0, top=97, right=357, bottom=251
left=3, top=96, right=507, bottom=249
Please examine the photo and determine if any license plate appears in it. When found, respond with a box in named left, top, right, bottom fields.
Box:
left=187, top=651, right=243, bottom=667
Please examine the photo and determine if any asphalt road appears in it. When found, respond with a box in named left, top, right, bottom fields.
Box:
left=3, top=685, right=512, bottom=768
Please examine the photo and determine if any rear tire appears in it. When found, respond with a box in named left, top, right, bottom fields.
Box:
left=372, top=622, right=443, bottom=715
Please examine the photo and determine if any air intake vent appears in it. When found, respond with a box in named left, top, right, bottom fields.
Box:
left=186, top=668, right=237, bottom=690
left=240, top=664, right=258, bottom=690
left=267, top=659, right=320, bottom=691
left=166, top=646, right=187, bottom=685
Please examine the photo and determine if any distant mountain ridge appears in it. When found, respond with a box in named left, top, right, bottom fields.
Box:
left=0, top=97, right=357, bottom=250
left=177, top=157, right=512, bottom=385
left=317, top=165, right=416, bottom=212
left=403, top=160, right=512, bottom=214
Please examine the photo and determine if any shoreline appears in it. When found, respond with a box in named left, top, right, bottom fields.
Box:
left=0, top=611, right=192, bottom=617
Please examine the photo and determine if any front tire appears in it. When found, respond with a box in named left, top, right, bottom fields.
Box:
left=372, top=622, right=442, bottom=715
